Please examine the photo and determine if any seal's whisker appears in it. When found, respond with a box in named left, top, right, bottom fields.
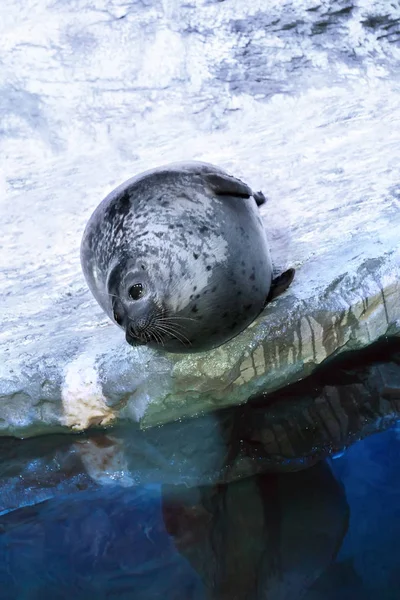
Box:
left=154, top=320, right=188, bottom=335
left=156, top=333, right=165, bottom=347
left=156, top=315, right=198, bottom=323
left=101, top=290, right=124, bottom=303
left=149, top=327, right=165, bottom=346
left=155, top=324, right=192, bottom=347
left=154, top=318, right=189, bottom=338
left=155, top=315, right=196, bottom=328
left=157, top=328, right=190, bottom=347
left=161, top=325, right=192, bottom=346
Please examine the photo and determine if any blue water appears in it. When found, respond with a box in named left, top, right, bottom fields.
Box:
left=0, top=426, right=398, bottom=599
left=320, top=427, right=400, bottom=600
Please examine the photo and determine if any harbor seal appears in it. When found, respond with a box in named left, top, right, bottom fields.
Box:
left=80, top=161, right=294, bottom=353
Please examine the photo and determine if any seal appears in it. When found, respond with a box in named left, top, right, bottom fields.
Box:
left=80, top=161, right=294, bottom=353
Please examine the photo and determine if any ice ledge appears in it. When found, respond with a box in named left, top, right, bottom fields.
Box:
left=1, top=191, right=399, bottom=436
left=1, top=0, right=400, bottom=436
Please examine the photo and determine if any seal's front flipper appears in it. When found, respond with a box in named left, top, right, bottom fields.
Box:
left=267, top=268, right=295, bottom=303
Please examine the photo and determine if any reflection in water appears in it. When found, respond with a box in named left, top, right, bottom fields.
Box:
left=0, top=462, right=347, bottom=600
left=0, top=429, right=398, bottom=599
left=162, top=463, right=348, bottom=600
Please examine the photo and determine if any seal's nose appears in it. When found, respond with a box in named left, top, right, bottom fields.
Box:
left=128, top=319, right=148, bottom=336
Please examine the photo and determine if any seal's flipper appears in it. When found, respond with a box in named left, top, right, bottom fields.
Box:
left=203, top=172, right=267, bottom=207
left=204, top=172, right=252, bottom=198
left=253, top=191, right=267, bottom=206
left=267, top=268, right=295, bottom=302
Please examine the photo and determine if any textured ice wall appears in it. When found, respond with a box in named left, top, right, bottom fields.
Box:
left=1, top=0, right=400, bottom=435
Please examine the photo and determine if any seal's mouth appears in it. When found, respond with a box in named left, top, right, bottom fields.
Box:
left=125, top=327, right=175, bottom=348
left=124, top=313, right=194, bottom=350
left=125, top=320, right=169, bottom=348
left=125, top=332, right=147, bottom=347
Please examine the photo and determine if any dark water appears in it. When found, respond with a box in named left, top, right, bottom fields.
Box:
left=0, top=339, right=398, bottom=599
left=0, top=420, right=398, bottom=599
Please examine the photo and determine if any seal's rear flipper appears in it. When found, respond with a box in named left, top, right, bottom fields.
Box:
left=204, top=172, right=252, bottom=198
left=267, top=268, right=295, bottom=302
left=253, top=191, right=267, bottom=206
left=203, top=172, right=268, bottom=208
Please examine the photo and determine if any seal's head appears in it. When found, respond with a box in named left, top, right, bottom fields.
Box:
left=107, top=260, right=163, bottom=347
left=106, top=253, right=202, bottom=351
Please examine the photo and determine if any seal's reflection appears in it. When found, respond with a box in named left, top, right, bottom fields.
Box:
left=0, top=462, right=348, bottom=599
left=161, top=461, right=348, bottom=599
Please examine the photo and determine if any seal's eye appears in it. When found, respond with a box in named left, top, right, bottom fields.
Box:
left=113, top=310, right=123, bottom=325
left=128, top=283, right=144, bottom=300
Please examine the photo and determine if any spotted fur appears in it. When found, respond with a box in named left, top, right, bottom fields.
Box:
left=80, top=161, right=294, bottom=353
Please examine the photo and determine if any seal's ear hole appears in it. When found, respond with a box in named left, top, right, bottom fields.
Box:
left=129, top=283, right=144, bottom=300
left=141, top=264, right=145, bottom=270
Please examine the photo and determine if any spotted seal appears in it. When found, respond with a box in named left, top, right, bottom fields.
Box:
left=80, top=161, right=294, bottom=353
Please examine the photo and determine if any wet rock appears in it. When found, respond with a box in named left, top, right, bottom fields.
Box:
left=1, top=0, right=400, bottom=434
